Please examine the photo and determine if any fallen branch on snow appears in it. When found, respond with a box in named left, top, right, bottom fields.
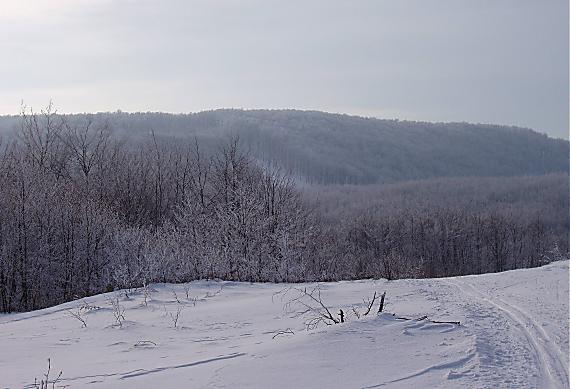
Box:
left=394, top=315, right=460, bottom=326
left=272, top=328, right=295, bottom=339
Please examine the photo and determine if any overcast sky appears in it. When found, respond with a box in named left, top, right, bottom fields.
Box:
left=0, top=0, right=567, bottom=138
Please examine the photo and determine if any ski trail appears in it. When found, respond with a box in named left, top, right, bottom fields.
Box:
left=491, top=294, right=569, bottom=375
left=445, top=278, right=569, bottom=389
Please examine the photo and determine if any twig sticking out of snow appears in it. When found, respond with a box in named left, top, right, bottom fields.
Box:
left=172, top=290, right=182, bottom=304
left=108, top=295, right=126, bottom=328
left=351, top=306, right=361, bottom=319
left=281, top=285, right=340, bottom=330
left=349, top=291, right=383, bottom=318
left=363, top=291, right=378, bottom=316
left=33, top=358, right=62, bottom=389
left=168, top=305, right=183, bottom=328
left=272, top=328, right=295, bottom=339
left=182, top=284, right=193, bottom=301
left=142, top=281, right=151, bottom=307
left=66, top=307, right=87, bottom=328
left=377, top=291, right=386, bottom=314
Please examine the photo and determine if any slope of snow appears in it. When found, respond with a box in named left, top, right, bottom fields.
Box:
left=1, top=261, right=568, bottom=388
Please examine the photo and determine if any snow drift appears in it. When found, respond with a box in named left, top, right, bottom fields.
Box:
left=1, top=261, right=568, bottom=388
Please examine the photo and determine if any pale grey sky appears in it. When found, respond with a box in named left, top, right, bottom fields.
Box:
left=0, top=0, right=568, bottom=138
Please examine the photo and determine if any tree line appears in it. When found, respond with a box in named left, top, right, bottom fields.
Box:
left=0, top=107, right=565, bottom=312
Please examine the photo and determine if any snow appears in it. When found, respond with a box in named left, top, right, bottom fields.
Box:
left=1, top=261, right=568, bottom=388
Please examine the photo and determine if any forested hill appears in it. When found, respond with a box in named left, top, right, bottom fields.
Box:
left=0, top=109, right=567, bottom=184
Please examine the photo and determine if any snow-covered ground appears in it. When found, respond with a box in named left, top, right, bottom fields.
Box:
left=1, top=261, right=568, bottom=388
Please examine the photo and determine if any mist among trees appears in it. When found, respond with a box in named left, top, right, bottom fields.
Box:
left=0, top=107, right=567, bottom=313
left=1, top=109, right=566, bottom=185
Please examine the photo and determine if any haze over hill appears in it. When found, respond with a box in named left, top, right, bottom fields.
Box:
left=0, top=110, right=566, bottom=185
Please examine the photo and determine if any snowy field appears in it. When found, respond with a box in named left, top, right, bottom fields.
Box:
left=1, top=261, right=568, bottom=389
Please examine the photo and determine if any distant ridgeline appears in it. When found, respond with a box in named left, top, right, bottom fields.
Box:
left=0, top=109, right=567, bottom=184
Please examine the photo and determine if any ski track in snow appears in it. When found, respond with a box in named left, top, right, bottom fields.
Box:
left=0, top=261, right=568, bottom=388
left=444, top=278, right=569, bottom=389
